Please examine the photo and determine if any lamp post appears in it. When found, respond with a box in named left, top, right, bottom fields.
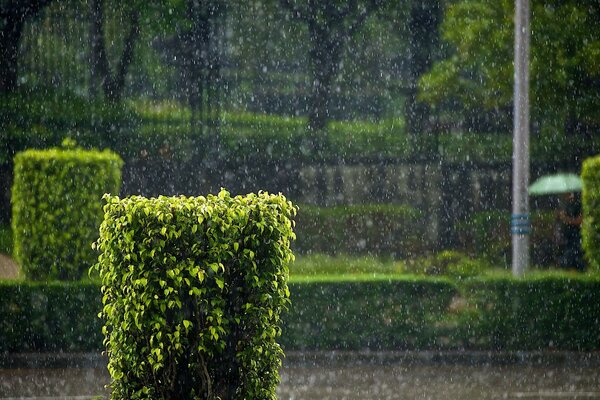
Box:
left=512, top=0, right=530, bottom=277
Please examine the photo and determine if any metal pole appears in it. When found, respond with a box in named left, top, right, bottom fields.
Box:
left=511, top=0, right=530, bottom=276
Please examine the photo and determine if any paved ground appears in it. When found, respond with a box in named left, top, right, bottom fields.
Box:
left=0, top=254, right=19, bottom=280
left=2, top=353, right=600, bottom=400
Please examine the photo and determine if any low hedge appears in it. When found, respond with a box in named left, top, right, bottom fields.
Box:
left=2, top=274, right=599, bottom=352
left=582, top=155, right=600, bottom=271
left=282, top=276, right=456, bottom=350
left=12, top=145, right=123, bottom=280
left=0, top=281, right=103, bottom=352
left=294, top=204, right=423, bottom=257
left=456, top=275, right=600, bottom=351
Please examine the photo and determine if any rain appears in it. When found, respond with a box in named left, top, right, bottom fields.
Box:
left=1, top=0, right=600, bottom=399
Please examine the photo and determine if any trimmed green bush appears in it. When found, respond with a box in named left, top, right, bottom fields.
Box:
left=282, top=276, right=456, bottom=350
left=290, top=254, right=401, bottom=275
left=582, top=155, right=600, bottom=271
left=1, top=274, right=600, bottom=353
left=458, top=275, right=600, bottom=350
left=93, top=190, right=296, bottom=400
left=12, top=145, right=123, bottom=280
left=0, top=281, right=103, bottom=352
left=295, top=204, right=422, bottom=257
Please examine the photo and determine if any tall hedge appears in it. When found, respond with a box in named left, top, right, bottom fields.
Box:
left=582, top=155, right=600, bottom=271
left=12, top=146, right=123, bottom=280
left=93, top=190, right=296, bottom=400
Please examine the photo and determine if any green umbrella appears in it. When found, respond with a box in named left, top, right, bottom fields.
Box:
left=528, top=173, right=582, bottom=195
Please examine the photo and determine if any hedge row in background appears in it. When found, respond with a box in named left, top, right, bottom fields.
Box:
left=582, top=155, right=600, bottom=271
left=294, top=204, right=423, bottom=257
left=456, top=275, right=600, bottom=351
left=0, top=281, right=102, bottom=352
left=12, top=145, right=123, bottom=280
left=456, top=211, right=558, bottom=266
left=3, top=93, right=600, bottom=165
left=281, top=277, right=456, bottom=350
left=93, top=191, right=296, bottom=400
left=1, top=274, right=600, bottom=353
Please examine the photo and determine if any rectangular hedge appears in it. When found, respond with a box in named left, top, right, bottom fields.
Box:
left=456, top=275, right=600, bottom=351
left=0, top=281, right=103, bottom=352
left=12, top=145, right=123, bottom=280
left=1, top=275, right=600, bottom=353
left=282, top=277, right=456, bottom=350
left=93, top=191, right=296, bottom=399
left=582, top=155, right=600, bottom=271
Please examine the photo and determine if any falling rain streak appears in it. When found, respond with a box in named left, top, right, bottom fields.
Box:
left=1, top=0, right=600, bottom=399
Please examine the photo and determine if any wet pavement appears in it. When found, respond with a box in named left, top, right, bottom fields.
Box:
left=1, top=352, right=599, bottom=399
left=278, top=363, right=600, bottom=399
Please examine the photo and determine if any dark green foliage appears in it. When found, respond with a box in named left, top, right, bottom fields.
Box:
left=295, top=204, right=422, bottom=257
left=582, top=155, right=600, bottom=271
left=0, top=224, right=12, bottom=255
left=1, top=274, right=600, bottom=353
left=456, top=211, right=558, bottom=266
left=12, top=145, right=123, bottom=280
left=4, top=94, right=600, bottom=166
left=93, top=190, right=296, bottom=400
left=0, top=281, right=103, bottom=352
left=282, top=277, right=456, bottom=350
left=0, top=90, right=137, bottom=164
left=1, top=96, right=411, bottom=164
left=420, top=0, right=600, bottom=142
left=458, top=275, right=600, bottom=351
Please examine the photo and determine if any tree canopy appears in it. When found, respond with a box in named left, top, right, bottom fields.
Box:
left=419, top=0, right=600, bottom=137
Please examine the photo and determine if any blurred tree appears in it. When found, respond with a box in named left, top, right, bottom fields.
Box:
left=89, top=0, right=141, bottom=102
left=381, top=0, right=444, bottom=159
left=0, top=0, right=54, bottom=93
left=279, top=0, right=386, bottom=133
left=405, top=0, right=442, bottom=156
left=419, top=0, right=600, bottom=139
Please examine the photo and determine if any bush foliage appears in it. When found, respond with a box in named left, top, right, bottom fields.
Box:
left=1, top=273, right=599, bottom=353
left=93, top=190, right=296, bottom=400
left=12, top=145, right=123, bottom=280
left=295, top=204, right=422, bottom=257
left=458, top=275, right=600, bottom=350
left=0, top=281, right=103, bottom=352
left=582, top=155, right=600, bottom=271
left=399, top=250, right=491, bottom=278
left=282, top=277, right=456, bottom=349
left=3, top=94, right=599, bottom=166
left=456, top=210, right=558, bottom=266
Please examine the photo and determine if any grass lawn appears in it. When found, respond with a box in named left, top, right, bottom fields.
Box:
left=289, top=253, right=402, bottom=276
